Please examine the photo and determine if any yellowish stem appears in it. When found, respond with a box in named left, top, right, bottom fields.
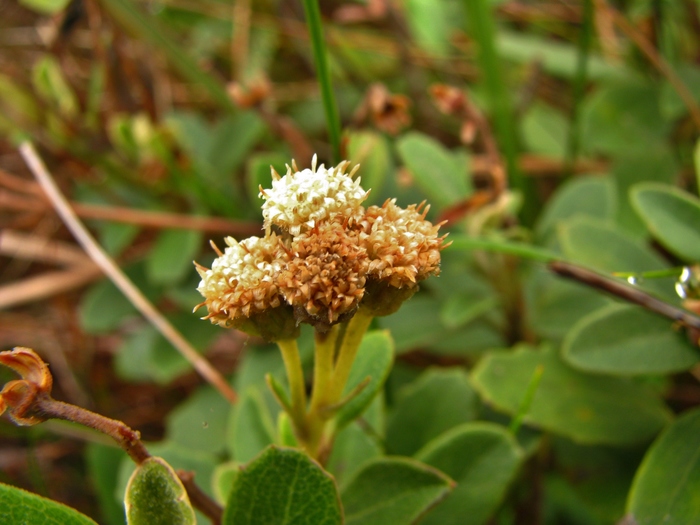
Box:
left=330, top=308, right=374, bottom=400
left=276, top=338, right=307, bottom=436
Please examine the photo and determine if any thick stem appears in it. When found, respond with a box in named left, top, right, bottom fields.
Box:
left=276, top=338, right=307, bottom=435
left=330, top=308, right=373, bottom=400
left=305, top=325, right=340, bottom=457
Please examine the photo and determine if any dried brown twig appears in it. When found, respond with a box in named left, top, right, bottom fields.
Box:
left=18, top=142, right=238, bottom=404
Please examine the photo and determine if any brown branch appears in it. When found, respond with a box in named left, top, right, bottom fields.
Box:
left=549, top=260, right=700, bottom=331
left=178, top=470, right=223, bottom=525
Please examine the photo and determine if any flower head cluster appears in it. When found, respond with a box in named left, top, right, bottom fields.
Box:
left=196, top=155, right=448, bottom=338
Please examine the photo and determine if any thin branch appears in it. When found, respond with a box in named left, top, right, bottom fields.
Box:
left=19, top=142, right=238, bottom=404
left=549, top=260, right=700, bottom=331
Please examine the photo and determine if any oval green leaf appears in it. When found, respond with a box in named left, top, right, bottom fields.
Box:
left=125, top=457, right=196, bottom=525
left=223, top=446, right=342, bottom=525
left=631, top=183, right=700, bottom=262
left=341, top=457, right=454, bottom=525
left=415, top=422, right=523, bottom=525
left=472, top=346, right=672, bottom=445
left=396, top=132, right=470, bottom=209
left=227, top=386, right=276, bottom=463
left=335, top=330, right=394, bottom=429
left=563, top=304, right=699, bottom=375
left=386, top=368, right=478, bottom=456
left=627, top=408, right=700, bottom=524
left=0, top=482, right=98, bottom=525
left=346, top=131, right=391, bottom=205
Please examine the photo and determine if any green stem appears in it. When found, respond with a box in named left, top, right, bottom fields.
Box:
left=564, top=0, right=593, bottom=179
left=305, top=325, right=341, bottom=457
left=330, top=308, right=373, bottom=400
left=276, top=339, right=307, bottom=434
left=301, top=0, right=342, bottom=163
left=463, top=0, right=535, bottom=223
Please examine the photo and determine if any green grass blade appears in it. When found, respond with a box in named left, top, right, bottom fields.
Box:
left=301, top=0, right=342, bottom=163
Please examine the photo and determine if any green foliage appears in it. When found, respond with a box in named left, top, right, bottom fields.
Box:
left=0, top=483, right=98, bottom=525
left=223, top=447, right=342, bottom=525
left=341, top=457, right=454, bottom=525
left=125, top=457, right=196, bottom=525
left=627, top=408, right=700, bottom=524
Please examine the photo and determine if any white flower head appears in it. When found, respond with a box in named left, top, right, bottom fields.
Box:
left=196, top=234, right=286, bottom=325
left=259, top=154, right=368, bottom=235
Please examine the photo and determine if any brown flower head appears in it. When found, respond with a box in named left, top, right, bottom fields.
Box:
left=360, top=199, right=448, bottom=288
left=0, top=348, right=53, bottom=426
left=277, top=222, right=369, bottom=331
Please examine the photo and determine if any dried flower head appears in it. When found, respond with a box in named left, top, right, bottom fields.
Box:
left=259, top=155, right=368, bottom=235
left=0, top=348, right=53, bottom=426
left=360, top=199, right=447, bottom=288
left=196, top=155, right=448, bottom=334
left=278, top=223, right=368, bottom=331
left=195, top=234, right=299, bottom=340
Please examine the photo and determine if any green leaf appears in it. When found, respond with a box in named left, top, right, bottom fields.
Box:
left=472, top=346, right=672, bottom=445
left=346, top=131, right=391, bottom=205
left=631, top=183, right=700, bottom=262
left=32, top=56, right=78, bottom=117
left=125, top=457, right=196, bottom=525
left=415, top=423, right=523, bottom=525
left=396, top=132, right=471, bottom=209
left=386, top=368, right=478, bottom=456
left=563, top=304, right=699, bottom=375
left=212, top=461, right=239, bottom=505
left=166, top=385, right=231, bottom=454
left=521, top=102, right=569, bottom=158
left=86, top=443, right=127, bottom=525
left=557, top=216, right=675, bottom=300
left=223, top=446, right=342, bottom=525
left=403, top=0, right=455, bottom=55
left=342, top=457, right=454, bottom=525
left=19, top=0, right=70, bottom=14
left=440, top=295, right=499, bottom=330
left=147, top=229, right=202, bottom=286
left=227, top=387, right=276, bottom=463
left=627, top=408, right=700, bottom=524
left=0, top=482, right=98, bottom=525
left=535, top=176, right=616, bottom=243
left=335, top=330, right=394, bottom=429
left=327, top=420, right=383, bottom=489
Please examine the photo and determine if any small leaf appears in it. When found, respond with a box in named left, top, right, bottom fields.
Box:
left=212, top=461, right=239, bottom=505
left=563, top=304, right=699, bottom=375
left=521, top=102, right=569, bottom=157
left=627, top=408, right=700, bottom=524
left=223, top=446, right=342, bottom=525
left=86, top=443, right=127, bottom=525
left=440, top=295, right=498, bottom=330
left=125, top=457, right=196, bottom=525
left=342, top=457, right=454, bottom=525
left=146, top=229, right=202, bottom=286
left=227, top=387, right=276, bottom=463
left=166, top=385, right=231, bottom=454
left=396, top=132, right=470, bottom=209
left=472, top=346, right=672, bottom=445
left=31, top=56, right=78, bottom=116
left=335, top=330, right=394, bottom=429
left=386, top=368, right=478, bottom=456
left=327, top=420, right=383, bottom=489
left=631, top=183, right=700, bottom=262
left=346, top=131, right=391, bottom=204
left=415, top=423, right=523, bottom=525
left=0, top=482, right=99, bottom=525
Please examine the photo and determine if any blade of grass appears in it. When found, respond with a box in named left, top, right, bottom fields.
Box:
left=301, top=0, right=342, bottom=163
left=564, top=0, right=593, bottom=179
left=463, top=0, right=536, bottom=223
left=97, top=0, right=235, bottom=112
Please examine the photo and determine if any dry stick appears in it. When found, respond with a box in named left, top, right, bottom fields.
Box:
left=549, top=260, right=700, bottom=331
left=608, top=5, right=700, bottom=129
left=19, top=142, right=238, bottom=404
left=178, top=471, right=223, bottom=525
